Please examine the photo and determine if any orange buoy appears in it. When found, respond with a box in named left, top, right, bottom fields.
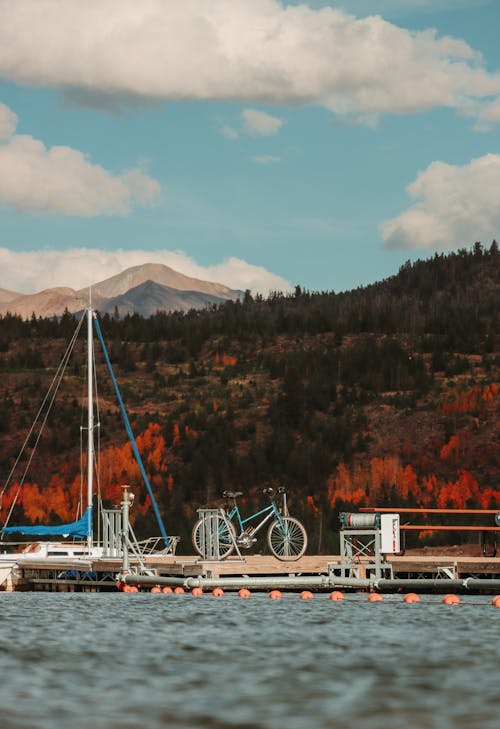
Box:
left=125, top=585, right=138, bottom=593
left=300, top=590, right=313, bottom=600
left=404, top=593, right=420, bottom=603
left=269, top=590, right=282, bottom=599
left=492, top=596, right=500, bottom=608
left=212, top=587, right=224, bottom=597
left=238, top=588, right=251, bottom=598
left=151, top=586, right=162, bottom=594
left=191, top=587, right=203, bottom=596
left=162, top=586, right=173, bottom=594
left=368, top=593, right=383, bottom=602
left=329, top=591, right=344, bottom=601
left=174, top=586, right=185, bottom=594
left=443, top=594, right=460, bottom=605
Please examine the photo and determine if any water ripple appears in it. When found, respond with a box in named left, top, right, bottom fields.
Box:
left=0, top=592, right=498, bottom=728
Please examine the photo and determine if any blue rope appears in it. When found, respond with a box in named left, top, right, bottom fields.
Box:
left=93, top=315, right=171, bottom=550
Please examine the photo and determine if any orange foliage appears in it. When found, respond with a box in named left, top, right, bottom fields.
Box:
left=98, top=423, right=169, bottom=508
left=440, top=434, right=461, bottom=462
left=4, top=423, right=172, bottom=525
left=441, top=383, right=499, bottom=415
left=184, top=425, right=197, bottom=439
left=214, top=352, right=238, bottom=367
left=400, top=464, right=419, bottom=502
left=327, top=458, right=500, bottom=512
left=136, top=423, right=167, bottom=475
left=172, top=423, right=181, bottom=445
left=5, top=478, right=75, bottom=524
left=306, top=495, right=320, bottom=515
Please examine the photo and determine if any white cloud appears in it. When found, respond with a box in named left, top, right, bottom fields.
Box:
left=0, top=102, right=17, bottom=141
left=0, top=0, right=499, bottom=123
left=477, top=97, right=500, bottom=125
left=381, top=154, right=500, bottom=250
left=218, top=109, right=283, bottom=140
left=0, top=247, right=292, bottom=297
left=220, top=123, right=239, bottom=140
left=242, top=109, right=283, bottom=136
left=0, top=103, right=160, bottom=216
left=251, top=155, right=280, bottom=164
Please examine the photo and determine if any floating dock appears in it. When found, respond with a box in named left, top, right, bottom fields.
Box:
left=2, top=552, right=500, bottom=594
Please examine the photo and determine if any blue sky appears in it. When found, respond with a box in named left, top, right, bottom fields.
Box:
left=1, top=0, right=500, bottom=295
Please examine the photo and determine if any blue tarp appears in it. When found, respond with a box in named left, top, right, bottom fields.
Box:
left=2, top=507, right=92, bottom=538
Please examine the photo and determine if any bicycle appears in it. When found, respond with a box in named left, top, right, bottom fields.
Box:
left=192, top=487, right=308, bottom=561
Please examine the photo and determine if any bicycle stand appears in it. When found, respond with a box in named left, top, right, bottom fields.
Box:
left=196, top=508, right=245, bottom=562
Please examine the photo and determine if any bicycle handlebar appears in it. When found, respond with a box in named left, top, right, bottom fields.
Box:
left=222, top=487, right=286, bottom=499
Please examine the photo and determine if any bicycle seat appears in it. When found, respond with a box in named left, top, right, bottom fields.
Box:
left=222, top=490, right=243, bottom=499
left=262, top=487, right=274, bottom=495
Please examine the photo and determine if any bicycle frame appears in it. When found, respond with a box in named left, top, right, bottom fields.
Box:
left=225, top=499, right=284, bottom=539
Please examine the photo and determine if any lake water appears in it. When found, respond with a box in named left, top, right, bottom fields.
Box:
left=0, top=592, right=498, bottom=729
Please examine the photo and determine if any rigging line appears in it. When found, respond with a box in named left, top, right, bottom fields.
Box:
left=1, top=313, right=85, bottom=530
left=0, top=328, right=82, bottom=527
left=0, top=313, right=85, bottom=504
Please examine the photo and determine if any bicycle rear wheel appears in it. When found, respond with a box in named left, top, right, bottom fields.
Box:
left=267, top=516, right=307, bottom=561
left=192, top=515, right=236, bottom=560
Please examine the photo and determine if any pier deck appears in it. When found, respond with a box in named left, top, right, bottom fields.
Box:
left=3, top=552, right=500, bottom=592
left=145, top=553, right=500, bottom=580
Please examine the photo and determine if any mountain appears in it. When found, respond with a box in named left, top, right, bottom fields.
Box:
left=0, top=263, right=243, bottom=318
left=0, top=287, right=90, bottom=320
left=81, top=262, right=239, bottom=301
left=0, top=288, right=20, bottom=306
left=100, top=280, right=232, bottom=318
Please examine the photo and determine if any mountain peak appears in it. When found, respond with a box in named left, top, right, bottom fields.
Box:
left=82, top=263, right=238, bottom=301
left=1, top=263, right=242, bottom=319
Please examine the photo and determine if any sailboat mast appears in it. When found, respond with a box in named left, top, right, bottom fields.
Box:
left=87, top=306, right=94, bottom=551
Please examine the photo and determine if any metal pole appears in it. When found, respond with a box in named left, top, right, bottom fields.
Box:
left=121, top=485, right=131, bottom=574
left=121, top=572, right=500, bottom=593
left=376, top=577, right=500, bottom=592
left=124, top=573, right=336, bottom=590
left=87, top=307, right=94, bottom=553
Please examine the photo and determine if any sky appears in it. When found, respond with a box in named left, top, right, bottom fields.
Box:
left=1, top=0, right=500, bottom=296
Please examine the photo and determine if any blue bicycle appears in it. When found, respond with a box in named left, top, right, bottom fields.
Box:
left=192, top=487, right=308, bottom=561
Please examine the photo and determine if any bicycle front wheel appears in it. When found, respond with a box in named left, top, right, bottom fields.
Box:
left=192, top=515, right=236, bottom=560
left=267, top=516, right=307, bottom=561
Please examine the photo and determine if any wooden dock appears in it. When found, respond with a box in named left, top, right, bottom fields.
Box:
left=3, top=551, right=500, bottom=592
left=144, top=553, right=500, bottom=580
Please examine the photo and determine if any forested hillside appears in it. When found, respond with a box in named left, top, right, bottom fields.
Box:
left=0, top=243, right=499, bottom=552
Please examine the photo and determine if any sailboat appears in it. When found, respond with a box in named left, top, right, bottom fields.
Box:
left=0, top=304, right=173, bottom=563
